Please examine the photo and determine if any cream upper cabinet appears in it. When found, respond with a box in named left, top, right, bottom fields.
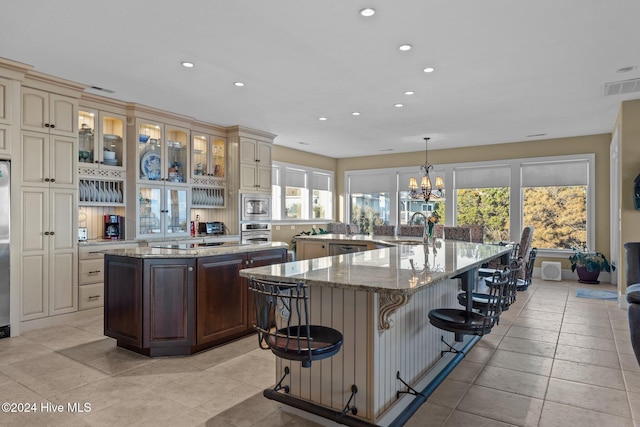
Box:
left=0, top=76, right=18, bottom=156
left=20, top=130, right=77, bottom=188
left=135, top=119, right=189, bottom=184
left=21, top=187, right=78, bottom=320
left=136, top=184, right=189, bottom=238
left=191, top=133, right=226, bottom=181
left=78, top=108, right=126, bottom=171
left=0, top=77, right=13, bottom=126
left=239, top=137, right=272, bottom=193
left=22, top=87, right=77, bottom=137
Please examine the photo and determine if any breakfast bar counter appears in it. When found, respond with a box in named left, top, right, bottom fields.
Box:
left=239, top=238, right=510, bottom=426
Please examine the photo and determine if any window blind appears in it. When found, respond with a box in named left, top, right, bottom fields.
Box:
left=454, top=165, right=510, bottom=189
left=521, top=160, right=588, bottom=187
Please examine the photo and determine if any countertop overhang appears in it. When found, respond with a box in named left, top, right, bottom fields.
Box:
left=240, top=237, right=511, bottom=296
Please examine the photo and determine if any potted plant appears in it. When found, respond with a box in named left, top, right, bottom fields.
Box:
left=569, top=248, right=615, bottom=284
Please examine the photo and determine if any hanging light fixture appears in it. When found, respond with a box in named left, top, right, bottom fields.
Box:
left=408, top=137, right=444, bottom=202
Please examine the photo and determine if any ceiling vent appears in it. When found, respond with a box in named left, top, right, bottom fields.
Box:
left=88, top=85, right=115, bottom=94
left=604, top=78, right=640, bottom=96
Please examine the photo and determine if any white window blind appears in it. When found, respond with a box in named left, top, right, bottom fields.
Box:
left=272, top=165, right=281, bottom=186
left=285, top=168, right=306, bottom=187
left=454, top=165, right=510, bottom=189
left=349, top=173, right=390, bottom=194
left=312, top=172, right=331, bottom=191
left=522, top=160, right=588, bottom=187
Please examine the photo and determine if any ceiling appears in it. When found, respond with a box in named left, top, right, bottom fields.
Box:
left=2, top=1, right=640, bottom=158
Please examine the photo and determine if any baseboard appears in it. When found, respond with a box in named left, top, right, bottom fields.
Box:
left=19, top=307, right=103, bottom=334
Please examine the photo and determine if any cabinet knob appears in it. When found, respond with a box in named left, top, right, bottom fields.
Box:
left=44, top=178, right=50, bottom=182
left=50, top=124, right=55, bottom=129
left=250, top=259, right=255, bottom=264
left=94, top=160, right=99, bottom=164
left=255, top=159, right=260, bottom=162
left=50, top=231, right=55, bottom=235
left=188, top=267, right=193, bottom=272
left=50, top=178, right=55, bottom=183
left=44, top=231, right=50, bottom=235
left=245, top=260, right=249, bottom=266
left=45, top=123, right=50, bottom=128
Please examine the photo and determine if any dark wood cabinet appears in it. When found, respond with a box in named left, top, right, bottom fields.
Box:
left=196, top=253, right=247, bottom=346
left=104, top=247, right=287, bottom=357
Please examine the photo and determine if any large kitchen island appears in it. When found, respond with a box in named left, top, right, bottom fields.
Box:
left=239, top=235, right=510, bottom=427
left=102, top=242, right=288, bottom=356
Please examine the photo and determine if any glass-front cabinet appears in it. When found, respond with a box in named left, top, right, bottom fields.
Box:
left=191, top=133, right=226, bottom=180
left=78, top=109, right=125, bottom=170
left=137, top=184, right=189, bottom=237
left=137, top=120, right=189, bottom=183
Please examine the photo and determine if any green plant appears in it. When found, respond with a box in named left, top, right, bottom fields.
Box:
left=569, top=248, right=615, bottom=273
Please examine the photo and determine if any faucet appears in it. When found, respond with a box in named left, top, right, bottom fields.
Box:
left=409, top=212, right=429, bottom=242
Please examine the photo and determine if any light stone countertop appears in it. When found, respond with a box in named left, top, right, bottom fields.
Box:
left=101, top=241, right=288, bottom=258
left=240, top=238, right=510, bottom=296
left=78, top=234, right=242, bottom=247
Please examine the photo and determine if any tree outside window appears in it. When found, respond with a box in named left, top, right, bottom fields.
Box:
left=456, top=187, right=510, bottom=242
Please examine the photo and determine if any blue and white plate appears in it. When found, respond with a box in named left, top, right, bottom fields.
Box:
left=140, top=151, right=161, bottom=180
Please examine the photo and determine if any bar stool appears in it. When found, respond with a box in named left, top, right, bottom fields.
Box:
left=248, top=276, right=343, bottom=368
left=516, top=247, right=537, bottom=291
left=456, top=269, right=511, bottom=314
left=428, top=268, right=509, bottom=344
left=485, top=258, right=522, bottom=310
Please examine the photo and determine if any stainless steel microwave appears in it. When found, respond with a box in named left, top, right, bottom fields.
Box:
left=240, top=193, right=271, bottom=221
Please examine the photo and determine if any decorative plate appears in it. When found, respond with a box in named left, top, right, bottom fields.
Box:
left=141, top=151, right=161, bottom=180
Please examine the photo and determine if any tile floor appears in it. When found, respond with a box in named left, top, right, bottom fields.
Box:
left=0, top=279, right=638, bottom=426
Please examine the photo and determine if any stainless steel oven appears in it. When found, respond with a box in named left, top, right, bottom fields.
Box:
left=241, top=193, right=271, bottom=222
left=241, top=222, right=272, bottom=244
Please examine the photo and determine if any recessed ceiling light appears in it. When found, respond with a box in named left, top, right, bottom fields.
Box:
left=423, top=67, right=435, bottom=73
left=616, top=66, right=637, bottom=73
left=359, top=8, right=376, bottom=17
left=398, top=44, right=412, bottom=51
left=181, top=61, right=195, bottom=68
left=404, top=91, right=415, bottom=95
left=319, top=117, right=328, bottom=121
left=234, top=82, right=245, bottom=87
left=394, top=103, right=404, bottom=108
left=352, top=112, right=361, bottom=116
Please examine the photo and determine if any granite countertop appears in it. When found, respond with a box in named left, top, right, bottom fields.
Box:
left=78, top=235, right=242, bottom=247
left=240, top=239, right=510, bottom=296
left=101, top=241, right=288, bottom=258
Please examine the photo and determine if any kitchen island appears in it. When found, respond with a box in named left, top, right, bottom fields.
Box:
left=239, top=236, right=510, bottom=426
left=102, top=242, right=288, bottom=356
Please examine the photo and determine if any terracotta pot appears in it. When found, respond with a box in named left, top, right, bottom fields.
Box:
left=577, top=266, right=601, bottom=284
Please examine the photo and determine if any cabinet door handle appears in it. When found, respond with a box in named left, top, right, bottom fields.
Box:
left=88, top=295, right=101, bottom=301
left=250, top=259, right=255, bottom=264
left=188, top=267, right=193, bottom=272
left=245, top=260, right=249, bottom=265
left=88, top=270, right=101, bottom=274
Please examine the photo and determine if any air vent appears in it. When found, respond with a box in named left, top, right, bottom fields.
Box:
left=88, top=85, right=115, bottom=94
left=604, top=78, right=640, bottom=96
left=541, top=261, right=562, bottom=281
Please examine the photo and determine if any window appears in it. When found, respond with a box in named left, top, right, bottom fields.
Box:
left=398, top=191, right=445, bottom=225
left=455, top=165, right=510, bottom=242
left=348, top=172, right=392, bottom=233
left=272, top=162, right=334, bottom=222
left=521, top=160, right=589, bottom=250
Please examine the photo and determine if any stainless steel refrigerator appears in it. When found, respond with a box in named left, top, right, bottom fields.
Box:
left=0, top=161, right=9, bottom=338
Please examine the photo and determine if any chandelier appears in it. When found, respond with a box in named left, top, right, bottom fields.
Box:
left=408, top=137, right=444, bottom=202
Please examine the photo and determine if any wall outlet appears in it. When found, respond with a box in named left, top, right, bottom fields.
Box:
left=291, top=225, right=296, bottom=230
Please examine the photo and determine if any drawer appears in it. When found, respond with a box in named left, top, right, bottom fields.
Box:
left=79, top=283, right=104, bottom=310
left=79, top=258, right=104, bottom=285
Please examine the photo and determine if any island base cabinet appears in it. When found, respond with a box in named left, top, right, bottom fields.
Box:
left=196, top=254, right=248, bottom=348
left=104, top=256, right=196, bottom=357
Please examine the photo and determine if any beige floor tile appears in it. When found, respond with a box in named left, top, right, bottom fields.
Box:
left=0, top=352, right=84, bottom=382
left=563, top=313, right=614, bottom=327
left=516, top=309, right=564, bottom=322
left=405, top=402, right=453, bottom=427
left=522, top=303, right=566, bottom=314
left=474, top=365, right=549, bottom=399
left=621, top=353, right=640, bottom=373
left=464, top=345, right=496, bottom=364
left=545, top=378, right=631, bottom=417
left=20, top=363, right=109, bottom=396
left=448, top=360, right=484, bottom=383
left=0, top=341, right=54, bottom=366
left=505, top=325, right=559, bottom=344
left=497, top=336, right=557, bottom=358
left=554, top=343, right=620, bottom=369
left=512, top=316, right=562, bottom=332
left=564, top=306, right=610, bottom=319
left=557, top=332, right=617, bottom=352
left=475, top=333, right=503, bottom=349
left=539, top=401, right=633, bottom=427
left=428, top=378, right=472, bottom=408
left=206, top=353, right=276, bottom=389
left=626, top=390, right=640, bottom=421
left=443, top=409, right=516, bottom=427
left=560, top=322, right=615, bottom=339
left=622, top=369, right=640, bottom=393
left=487, top=349, right=553, bottom=376
left=52, top=377, right=150, bottom=415
left=551, top=359, right=625, bottom=390
left=457, top=384, right=544, bottom=426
